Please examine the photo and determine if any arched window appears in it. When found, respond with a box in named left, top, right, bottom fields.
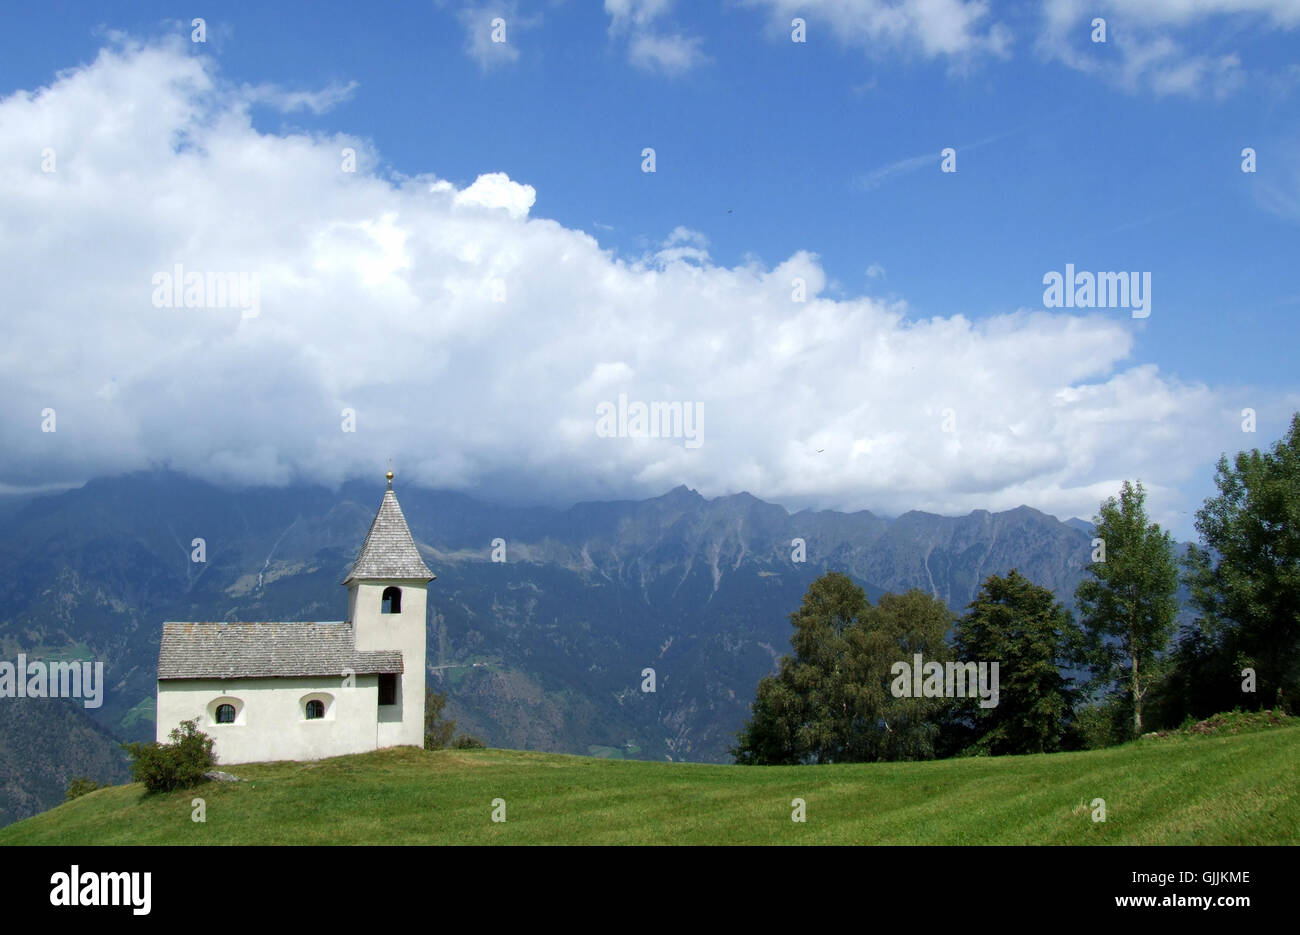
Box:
left=216, top=703, right=236, bottom=724
left=382, top=586, right=402, bottom=614
left=305, top=700, right=325, bottom=720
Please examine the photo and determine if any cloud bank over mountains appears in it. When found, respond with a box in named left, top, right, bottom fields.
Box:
left=1, top=37, right=1290, bottom=532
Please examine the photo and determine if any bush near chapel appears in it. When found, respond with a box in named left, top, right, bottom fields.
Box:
left=64, top=777, right=103, bottom=801
left=122, top=719, right=215, bottom=793
left=425, top=689, right=485, bottom=750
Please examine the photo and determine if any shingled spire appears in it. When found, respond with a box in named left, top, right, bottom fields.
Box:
left=342, top=472, right=435, bottom=584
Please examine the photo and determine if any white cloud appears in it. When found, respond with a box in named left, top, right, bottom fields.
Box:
left=1095, top=0, right=1300, bottom=28
left=664, top=226, right=708, bottom=248
left=236, top=80, right=359, bottom=114
left=652, top=226, right=711, bottom=264
left=605, top=0, right=707, bottom=75
left=628, top=33, right=708, bottom=75
left=605, top=0, right=676, bottom=32
left=743, top=0, right=1012, bottom=61
left=577, top=361, right=637, bottom=396
left=453, top=172, right=537, bottom=218
left=0, top=37, right=1289, bottom=534
left=455, top=3, right=524, bottom=70
left=1038, top=0, right=1297, bottom=97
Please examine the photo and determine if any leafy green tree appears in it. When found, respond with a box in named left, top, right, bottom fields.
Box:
left=1074, top=480, right=1180, bottom=737
left=1184, top=413, right=1300, bottom=712
left=849, top=589, right=954, bottom=762
left=1146, top=623, right=1241, bottom=726
left=733, top=572, right=865, bottom=765
left=953, top=569, right=1084, bottom=755
left=732, top=572, right=953, bottom=764
left=424, top=690, right=457, bottom=750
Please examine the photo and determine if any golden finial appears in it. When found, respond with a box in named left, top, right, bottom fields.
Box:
left=386, top=470, right=394, bottom=487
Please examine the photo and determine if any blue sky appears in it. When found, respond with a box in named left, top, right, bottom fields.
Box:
left=1, top=1, right=1298, bottom=538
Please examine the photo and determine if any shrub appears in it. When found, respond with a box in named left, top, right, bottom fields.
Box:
left=65, top=777, right=103, bottom=801
left=122, top=719, right=215, bottom=794
left=1073, top=696, right=1130, bottom=750
left=451, top=734, right=485, bottom=749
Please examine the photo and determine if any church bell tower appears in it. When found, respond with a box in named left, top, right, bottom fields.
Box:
left=343, top=471, right=434, bottom=748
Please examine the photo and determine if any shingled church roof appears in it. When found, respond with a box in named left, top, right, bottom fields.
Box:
left=157, top=621, right=403, bottom=680
left=342, top=478, right=435, bottom=584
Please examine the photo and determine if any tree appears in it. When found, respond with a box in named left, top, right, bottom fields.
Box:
left=1184, top=413, right=1300, bottom=712
left=1074, top=480, right=1180, bottom=737
left=1146, top=623, right=1241, bottom=727
left=953, top=569, right=1085, bottom=755
left=848, top=589, right=954, bottom=762
left=425, top=689, right=484, bottom=750
left=733, top=572, right=866, bottom=765
left=424, top=690, right=457, bottom=750
left=732, top=572, right=953, bottom=765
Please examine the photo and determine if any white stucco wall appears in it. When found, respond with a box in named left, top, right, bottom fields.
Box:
left=156, top=674, right=384, bottom=765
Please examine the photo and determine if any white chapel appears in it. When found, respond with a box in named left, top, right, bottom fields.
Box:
left=154, top=472, right=434, bottom=765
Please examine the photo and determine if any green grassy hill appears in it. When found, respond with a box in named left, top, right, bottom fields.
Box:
left=3, top=724, right=1297, bottom=845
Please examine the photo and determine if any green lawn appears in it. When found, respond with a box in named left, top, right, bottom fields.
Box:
left=4, top=724, right=1297, bottom=845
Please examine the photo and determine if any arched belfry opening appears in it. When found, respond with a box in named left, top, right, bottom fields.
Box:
left=381, top=586, right=402, bottom=614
